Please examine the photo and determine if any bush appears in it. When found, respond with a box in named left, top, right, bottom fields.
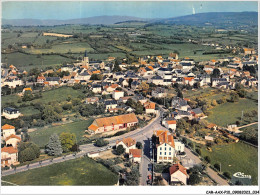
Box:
left=136, top=142, right=143, bottom=149
left=116, top=145, right=125, bottom=155
left=18, top=142, right=40, bottom=163
left=223, top=171, right=231, bottom=179
left=214, top=163, right=220, bottom=171
left=188, top=173, right=201, bottom=185
left=95, top=138, right=109, bottom=147
left=204, top=156, right=211, bottom=163
left=195, top=148, right=201, bottom=155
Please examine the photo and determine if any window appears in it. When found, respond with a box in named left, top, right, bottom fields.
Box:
left=168, top=157, right=172, bottom=160
left=169, top=152, right=171, bottom=155
left=165, top=147, right=167, bottom=151
left=169, top=148, right=171, bottom=151
left=165, top=143, right=166, bottom=146
left=164, top=152, right=166, bottom=155
left=164, top=157, right=167, bottom=160
left=160, top=147, right=162, bottom=150
left=160, top=152, right=162, bottom=155
left=159, top=156, right=162, bottom=160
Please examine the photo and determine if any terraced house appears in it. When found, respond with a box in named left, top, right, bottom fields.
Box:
left=88, top=113, right=138, bottom=134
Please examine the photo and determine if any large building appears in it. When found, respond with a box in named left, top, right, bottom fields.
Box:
left=153, top=130, right=185, bottom=163
left=2, top=107, right=21, bottom=119
left=88, top=113, right=138, bottom=134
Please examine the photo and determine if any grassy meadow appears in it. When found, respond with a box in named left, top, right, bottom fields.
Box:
left=1, top=157, right=118, bottom=185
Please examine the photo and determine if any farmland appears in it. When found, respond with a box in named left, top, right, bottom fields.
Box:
left=1, top=157, right=118, bottom=185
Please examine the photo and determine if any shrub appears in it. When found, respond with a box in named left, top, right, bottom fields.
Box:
left=204, top=156, right=211, bottom=163
left=195, top=148, right=201, bottom=155
left=95, top=138, right=109, bottom=147
left=116, top=145, right=125, bottom=155
left=214, top=163, right=220, bottom=171
left=188, top=173, right=201, bottom=185
left=223, top=171, right=231, bottom=179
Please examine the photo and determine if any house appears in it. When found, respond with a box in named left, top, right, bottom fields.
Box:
left=243, top=48, right=256, bottom=55
left=103, top=100, right=118, bottom=111
left=207, top=123, right=218, bottom=130
left=116, top=137, right=136, bottom=153
left=92, top=84, right=102, bottom=93
left=191, top=108, right=205, bottom=119
left=22, top=87, right=32, bottom=95
left=87, top=151, right=100, bottom=158
left=154, top=130, right=176, bottom=163
left=88, top=113, right=138, bottom=134
left=172, top=110, right=192, bottom=120
left=112, top=90, right=124, bottom=100
left=85, top=97, right=99, bottom=104
left=151, top=76, right=163, bottom=85
left=129, top=149, right=142, bottom=163
left=171, top=97, right=190, bottom=111
left=144, top=102, right=156, bottom=114
left=152, top=87, right=168, bottom=98
left=118, top=96, right=132, bottom=104
left=183, top=77, right=195, bottom=86
left=174, top=140, right=185, bottom=153
left=5, top=134, right=21, bottom=148
left=1, top=146, right=19, bottom=167
left=2, top=108, right=21, bottom=119
left=211, top=78, right=228, bottom=87
left=165, top=120, right=177, bottom=131
left=205, top=136, right=214, bottom=141
left=169, top=163, right=189, bottom=185
left=37, top=76, right=46, bottom=83
left=2, top=124, right=16, bottom=140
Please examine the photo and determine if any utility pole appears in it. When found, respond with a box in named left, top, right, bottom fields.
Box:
left=241, top=110, right=244, bottom=121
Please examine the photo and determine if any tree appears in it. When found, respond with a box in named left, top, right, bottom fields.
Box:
left=116, top=145, right=125, bottom=155
left=95, top=138, right=109, bottom=147
left=193, top=82, right=200, bottom=89
left=211, top=68, right=221, bottom=78
left=177, top=90, right=183, bottom=98
left=195, top=148, right=201, bottom=155
left=45, top=134, right=63, bottom=156
left=139, top=82, right=149, bottom=93
left=136, top=142, right=143, bottom=149
left=223, top=171, right=231, bottom=179
left=59, top=132, right=76, bottom=153
left=135, top=101, right=144, bottom=114
left=230, top=92, right=239, bottom=102
left=112, top=60, right=121, bottom=72
left=128, top=78, right=133, bottom=89
left=214, top=163, right=220, bottom=171
left=211, top=99, right=218, bottom=106
left=204, top=156, right=211, bottom=163
left=188, top=173, right=201, bottom=185
left=90, top=74, right=103, bottom=80
left=18, top=142, right=40, bottom=163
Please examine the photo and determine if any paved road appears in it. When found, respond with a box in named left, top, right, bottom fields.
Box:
left=237, top=122, right=258, bottom=129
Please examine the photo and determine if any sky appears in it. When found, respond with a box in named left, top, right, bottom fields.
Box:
left=2, top=1, right=258, bottom=20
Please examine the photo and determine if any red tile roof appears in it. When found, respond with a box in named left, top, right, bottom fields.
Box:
left=117, top=137, right=136, bottom=147
left=169, top=163, right=188, bottom=176
left=5, top=134, right=21, bottom=141
left=129, top=149, right=142, bottom=158
left=155, top=130, right=175, bottom=148
left=2, top=124, right=15, bottom=130
left=1, top=146, right=18, bottom=154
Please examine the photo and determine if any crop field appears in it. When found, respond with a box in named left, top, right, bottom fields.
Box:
left=1, top=157, right=118, bottom=185
left=29, top=119, right=93, bottom=148
left=200, top=142, right=258, bottom=185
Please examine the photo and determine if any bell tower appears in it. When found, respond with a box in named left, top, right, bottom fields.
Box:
left=83, top=50, right=89, bottom=68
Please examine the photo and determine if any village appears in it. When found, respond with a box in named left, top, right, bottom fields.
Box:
left=1, top=43, right=258, bottom=186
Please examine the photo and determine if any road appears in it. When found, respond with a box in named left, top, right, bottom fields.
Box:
left=237, top=121, right=258, bottom=129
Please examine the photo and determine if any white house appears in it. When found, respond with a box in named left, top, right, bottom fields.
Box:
left=174, top=140, right=185, bottom=153
left=129, top=149, right=142, bottom=163
left=5, top=134, right=21, bottom=148
left=1, top=124, right=16, bottom=140
left=92, top=84, right=102, bottom=93
left=165, top=120, right=177, bottom=131
left=155, top=130, right=176, bottom=163
left=2, top=108, right=21, bottom=120
left=144, top=102, right=156, bottom=114
left=116, top=137, right=136, bottom=153
left=1, top=146, right=19, bottom=167
left=169, top=163, right=189, bottom=185
left=112, top=90, right=124, bottom=100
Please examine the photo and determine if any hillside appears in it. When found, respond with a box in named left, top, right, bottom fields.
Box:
left=154, top=12, right=258, bottom=28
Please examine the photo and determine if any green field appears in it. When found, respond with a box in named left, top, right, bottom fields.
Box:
left=2, top=52, right=72, bottom=70
left=19, top=106, right=41, bottom=116
left=29, top=119, right=93, bottom=148
left=200, top=142, right=258, bottom=185
left=2, top=87, right=85, bottom=106
left=1, top=157, right=118, bottom=185
left=206, top=98, right=258, bottom=127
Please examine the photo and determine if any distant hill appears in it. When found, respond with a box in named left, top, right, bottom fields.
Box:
left=2, top=16, right=148, bottom=26
left=2, top=12, right=257, bottom=27
left=154, top=12, right=258, bottom=27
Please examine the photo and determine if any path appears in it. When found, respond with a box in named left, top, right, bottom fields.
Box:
left=238, top=122, right=258, bottom=129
